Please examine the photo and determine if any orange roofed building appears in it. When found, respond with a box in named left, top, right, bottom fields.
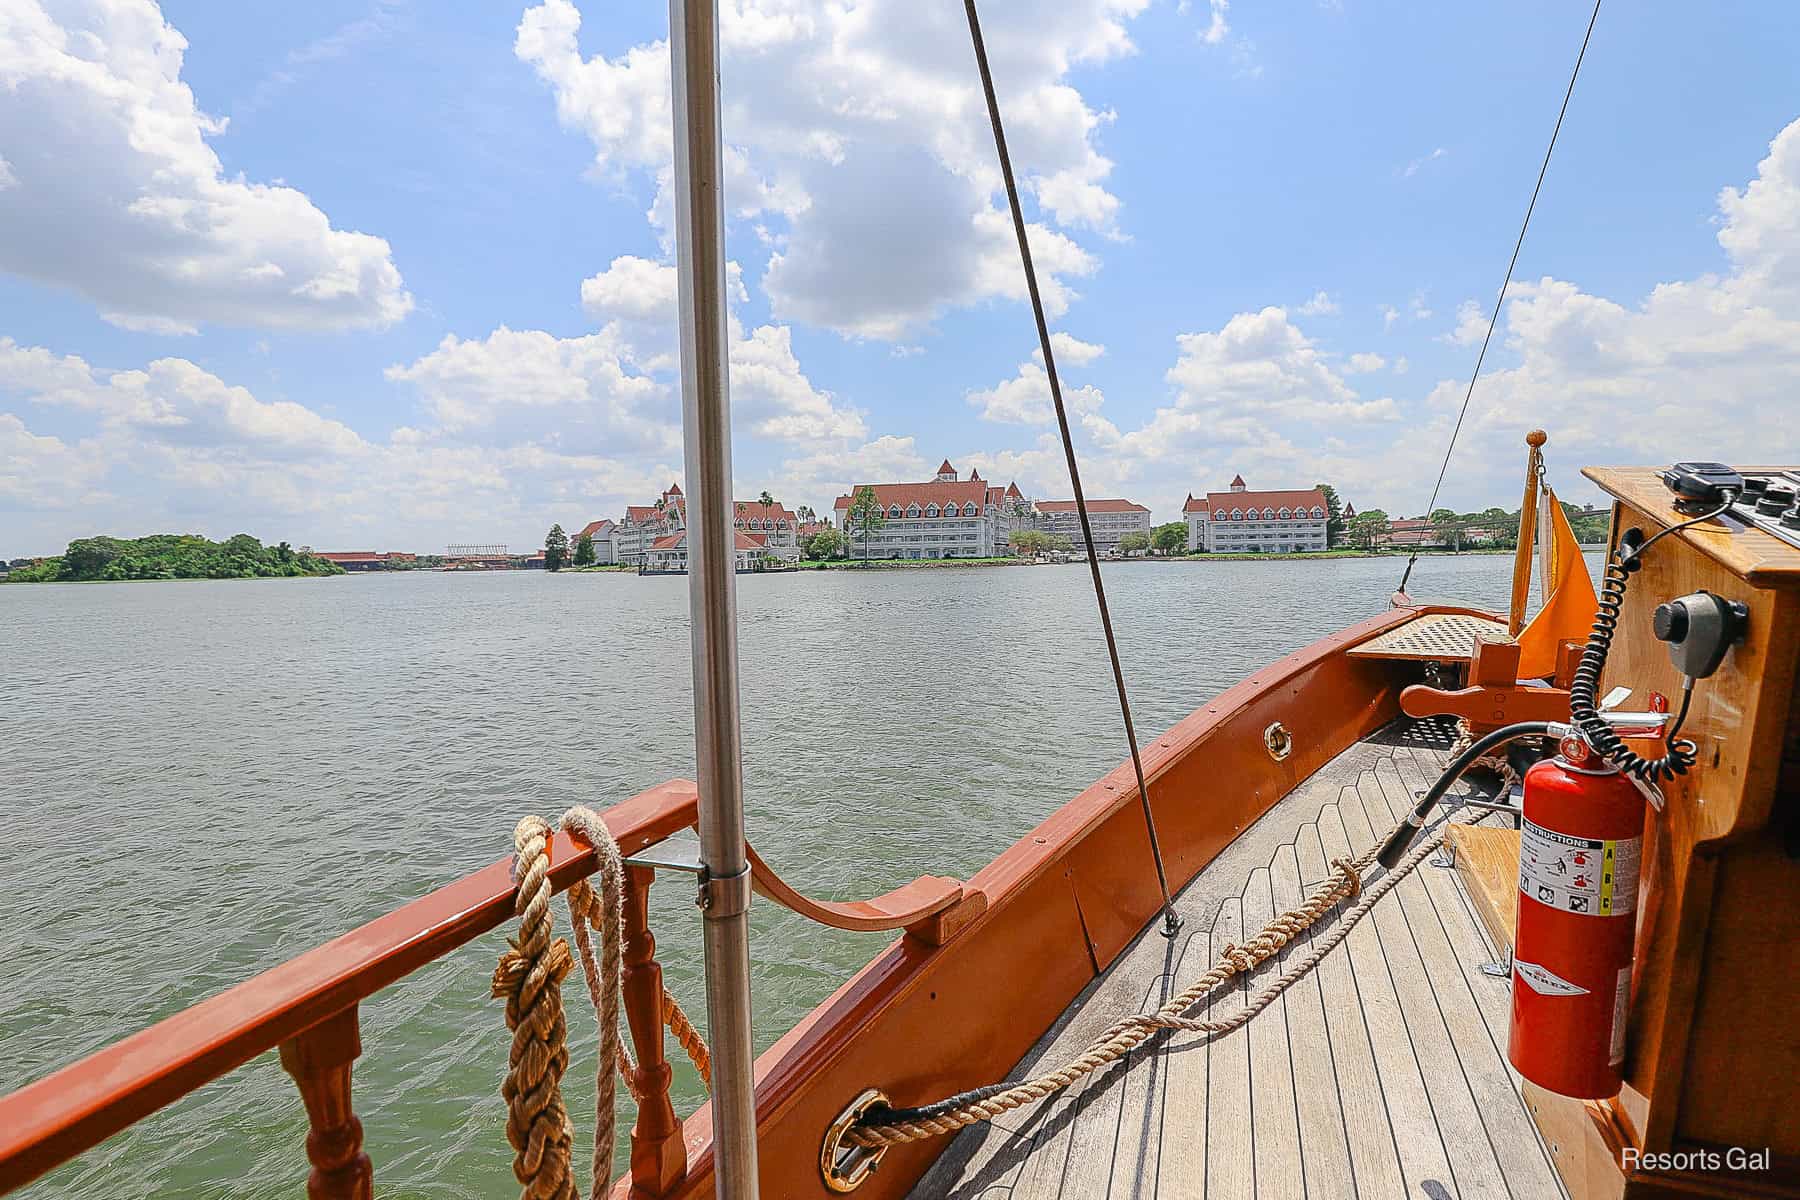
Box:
left=1182, top=475, right=1330, bottom=553
left=1031, top=498, right=1152, bottom=555
left=832, top=460, right=1029, bottom=559
left=611, top=483, right=802, bottom=566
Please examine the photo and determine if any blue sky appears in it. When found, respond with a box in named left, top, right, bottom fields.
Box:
left=5, top=0, right=1800, bottom=555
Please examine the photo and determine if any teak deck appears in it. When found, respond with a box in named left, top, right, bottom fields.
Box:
left=911, top=726, right=1567, bottom=1200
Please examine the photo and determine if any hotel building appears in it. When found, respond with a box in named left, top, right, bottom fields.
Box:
left=1184, top=476, right=1330, bottom=553
left=833, top=461, right=1028, bottom=560
left=611, top=484, right=803, bottom=565
left=1032, top=499, right=1152, bottom=554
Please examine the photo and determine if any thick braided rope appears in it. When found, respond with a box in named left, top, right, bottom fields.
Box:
left=1451, top=718, right=1521, bottom=797
left=846, top=827, right=1443, bottom=1148
left=491, top=816, right=579, bottom=1200
left=495, top=810, right=715, bottom=1198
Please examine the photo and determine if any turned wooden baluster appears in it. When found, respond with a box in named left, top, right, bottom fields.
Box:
left=621, top=864, right=686, bottom=1198
left=278, top=1006, right=373, bottom=1200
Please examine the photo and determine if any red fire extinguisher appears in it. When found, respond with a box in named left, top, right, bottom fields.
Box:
left=1508, top=737, right=1646, bottom=1099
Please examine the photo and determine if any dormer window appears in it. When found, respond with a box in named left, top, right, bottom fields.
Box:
left=925, top=504, right=939, bottom=517
left=1214, top=509, right=1227, bottom=521
left=906, top=503, right=922, bottom=517
left=888, top=504, right=902, bottom=518
left=1231, top=508, right=1243, bottom=520
left=1278, top=507, right=1292, bottom=519
left=1262, top=507, right=1276, bottom=519
left=1311, top=506, right=1325, bottom=518
left=963, top=502, right=977, bottom=516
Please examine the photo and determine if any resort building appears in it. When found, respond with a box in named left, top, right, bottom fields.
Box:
left=832, top=460, right=1028, bottom=559
left=643, top=530, right=778, bottom=572
left=1032, top=499, right=1152, bottom=554
left=572, top=519, right=618, bottom=564
left=1183, top=476, right=1330, bottom=553
left=613, top=484, right=802, bottom=565
left=314, top=551, right=417, bottom=572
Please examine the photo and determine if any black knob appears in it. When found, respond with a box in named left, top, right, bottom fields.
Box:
left=1653, top=600, right=1689, bottom=643
left=1783, top=505, right=1800, bottom=531
left=1759, top=487, right=1797, bottom=515
left=1742, top=476, right=1769, bottom=497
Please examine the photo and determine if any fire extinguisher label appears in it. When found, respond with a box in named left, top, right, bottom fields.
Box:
left=1610, top=965, right=1632, bottom=1065
left=1515, top=959, right=1590, bottom=996
left=1519, top=818, right=1641, bottom=917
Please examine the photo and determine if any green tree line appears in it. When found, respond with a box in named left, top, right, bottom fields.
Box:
left=4, top=534, right=346, bottom=583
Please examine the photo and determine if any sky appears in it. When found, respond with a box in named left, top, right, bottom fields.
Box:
left=5, top=0, right=1800, bottom=556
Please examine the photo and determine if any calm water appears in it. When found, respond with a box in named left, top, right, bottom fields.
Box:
left=0, top=556, right=1561, bottom=1197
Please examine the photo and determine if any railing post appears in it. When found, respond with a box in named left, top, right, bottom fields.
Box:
left=622, top=865, right=686, bottom=1197
left=278, top=1006, right=372, bottom=1200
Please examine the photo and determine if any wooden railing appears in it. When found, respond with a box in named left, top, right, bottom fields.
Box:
left=0, top=775, right=981, bottom=1198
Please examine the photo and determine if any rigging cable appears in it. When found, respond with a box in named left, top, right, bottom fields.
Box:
left=1397, top=0, right=1602, bottom=597
left=962, top=0, right=1180, bottom=936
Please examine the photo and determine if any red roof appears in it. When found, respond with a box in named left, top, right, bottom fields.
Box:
left=1230, top=474, right=1246, bottom=487
left=666, top=483, right=682, bottom=495
left=1005, top=482, right=1023, bottom=499
left=649, top=531, right=769, bottom=552
left=833, top=479, right=990, bottom=512
left=937, top=459, right=956, bottom=475
left=624, top=505, right=665, bottom=524
left=969, top=468, right=982, bottom=481
left=1343, top=502, right=1356, bottom=518
left=1034, top=499, right=1148, bottom=514
left=574, top=519, right=615, bottom=541
left=1194, top=486, right=1329, bottom=515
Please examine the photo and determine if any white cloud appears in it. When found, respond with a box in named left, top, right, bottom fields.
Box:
left=968, top=356, right=1107, bottom=426
left=1297, top=290, right=1338, bottom=316
left=515, top=0, right=1137, bottom=339
left=1380, top=304, right=1399, bottom=330
left=1393, top=355, right=1410, bottom=375
left=1345, top=352, right=1386, bottom=374
left=0, top=0, right=413, bottom=333
left=1445, top=299, right=1488, bottom=346
left=1199, top=0, right=1229, bottom=45
left=1401, top=146, right=1448, bottom=178
left=1033, top=331, right=1106, bottom=367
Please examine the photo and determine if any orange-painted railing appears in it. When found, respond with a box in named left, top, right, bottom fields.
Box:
left=0, top=780, right=699, bottom=1197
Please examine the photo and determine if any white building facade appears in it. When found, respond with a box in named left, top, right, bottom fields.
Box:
left=1032, top=499, right=1151, bottom=554
left=613, top=484, right=802, bottom=565
left=1185, top=476, right=1329, bottom=553
left=833, top=461, right=1027, bottom=560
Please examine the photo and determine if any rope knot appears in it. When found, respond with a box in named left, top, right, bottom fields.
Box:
left=1331, top=857, right=1363, bottom=900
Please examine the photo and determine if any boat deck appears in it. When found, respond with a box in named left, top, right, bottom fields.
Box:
left=909, top=722, right=1568, bottom=1200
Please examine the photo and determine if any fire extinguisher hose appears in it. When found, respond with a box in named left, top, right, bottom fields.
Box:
left=1373, top=721, right=1553, bottom=870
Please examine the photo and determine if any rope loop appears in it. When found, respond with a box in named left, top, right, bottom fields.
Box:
left=493, top=809, right=713, bottom=1200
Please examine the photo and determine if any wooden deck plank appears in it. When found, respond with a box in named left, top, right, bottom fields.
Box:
left=1243, top=867, right=1305, bottom=1200
left=1296, top=815, right=1406, bottom=1200
left=1315, top=799, right=1458, bottom=1192
left=1270, top=838, right=1358, bottom=1200
left=1340, top=769, right=1513, bottom=1198
left=1383, top=751, right=1570, bottom=1199
left=911, top=729, right=1574, bottom=1200
left=1153, top=931, right=1210, bottom=1197
left=1205, top=897, right=1255, bottom=1198
left=1108, top=964, right=1178, bottom=1200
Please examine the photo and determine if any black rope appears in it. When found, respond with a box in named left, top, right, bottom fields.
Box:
left=962, top=0, right=1179, bottom=936
left=1398, top=0, right=1601, bottom=596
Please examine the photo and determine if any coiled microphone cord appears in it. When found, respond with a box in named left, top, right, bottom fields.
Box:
left=1567, top=494, right=1736, bottom=782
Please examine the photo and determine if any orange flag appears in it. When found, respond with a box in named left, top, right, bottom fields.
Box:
left=1515, top=486, right=1597, bottom=679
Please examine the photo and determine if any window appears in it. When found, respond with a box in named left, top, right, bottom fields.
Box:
left=963, top=502, right=978, bottom=516
left=1214, top=508, right=1227, bottom=520
left=1231, top=508, right=1243, bottom=520
left=926, top=503, right=939, bottom=517
left=907, top=504, right=921, bottom=517
left=1262, top=507, right=1276, bottom=519
left=1278, top=507, right=1291, bottom=519
left=888, top=504, right=902, bottom=518
left=1312, top=506, right=1325, bottom=518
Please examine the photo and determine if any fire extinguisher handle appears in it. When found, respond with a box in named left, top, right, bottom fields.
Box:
left=1374, top=721, right=1555, bottom=871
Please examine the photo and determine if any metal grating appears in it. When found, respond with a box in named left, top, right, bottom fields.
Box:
left=1347, top=612, right=1511, bottom=662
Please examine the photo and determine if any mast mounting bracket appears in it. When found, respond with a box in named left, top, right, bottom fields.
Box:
left=697, top=862, right=753, bottom=919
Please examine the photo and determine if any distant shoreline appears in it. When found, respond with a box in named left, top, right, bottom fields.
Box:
left=552, top=546, right=1609, bottom=574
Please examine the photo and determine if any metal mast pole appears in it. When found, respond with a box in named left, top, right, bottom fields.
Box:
left=668, top=0, right=760, bottom=1195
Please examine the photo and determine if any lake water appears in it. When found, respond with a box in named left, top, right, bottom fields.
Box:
left=0, top=555, right=1569, bottom=1197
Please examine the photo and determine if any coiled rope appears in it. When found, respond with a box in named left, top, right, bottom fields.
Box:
left=491, top=808, right=711, bottom=1200
left=847, top=811, right=1446, bottom=1148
